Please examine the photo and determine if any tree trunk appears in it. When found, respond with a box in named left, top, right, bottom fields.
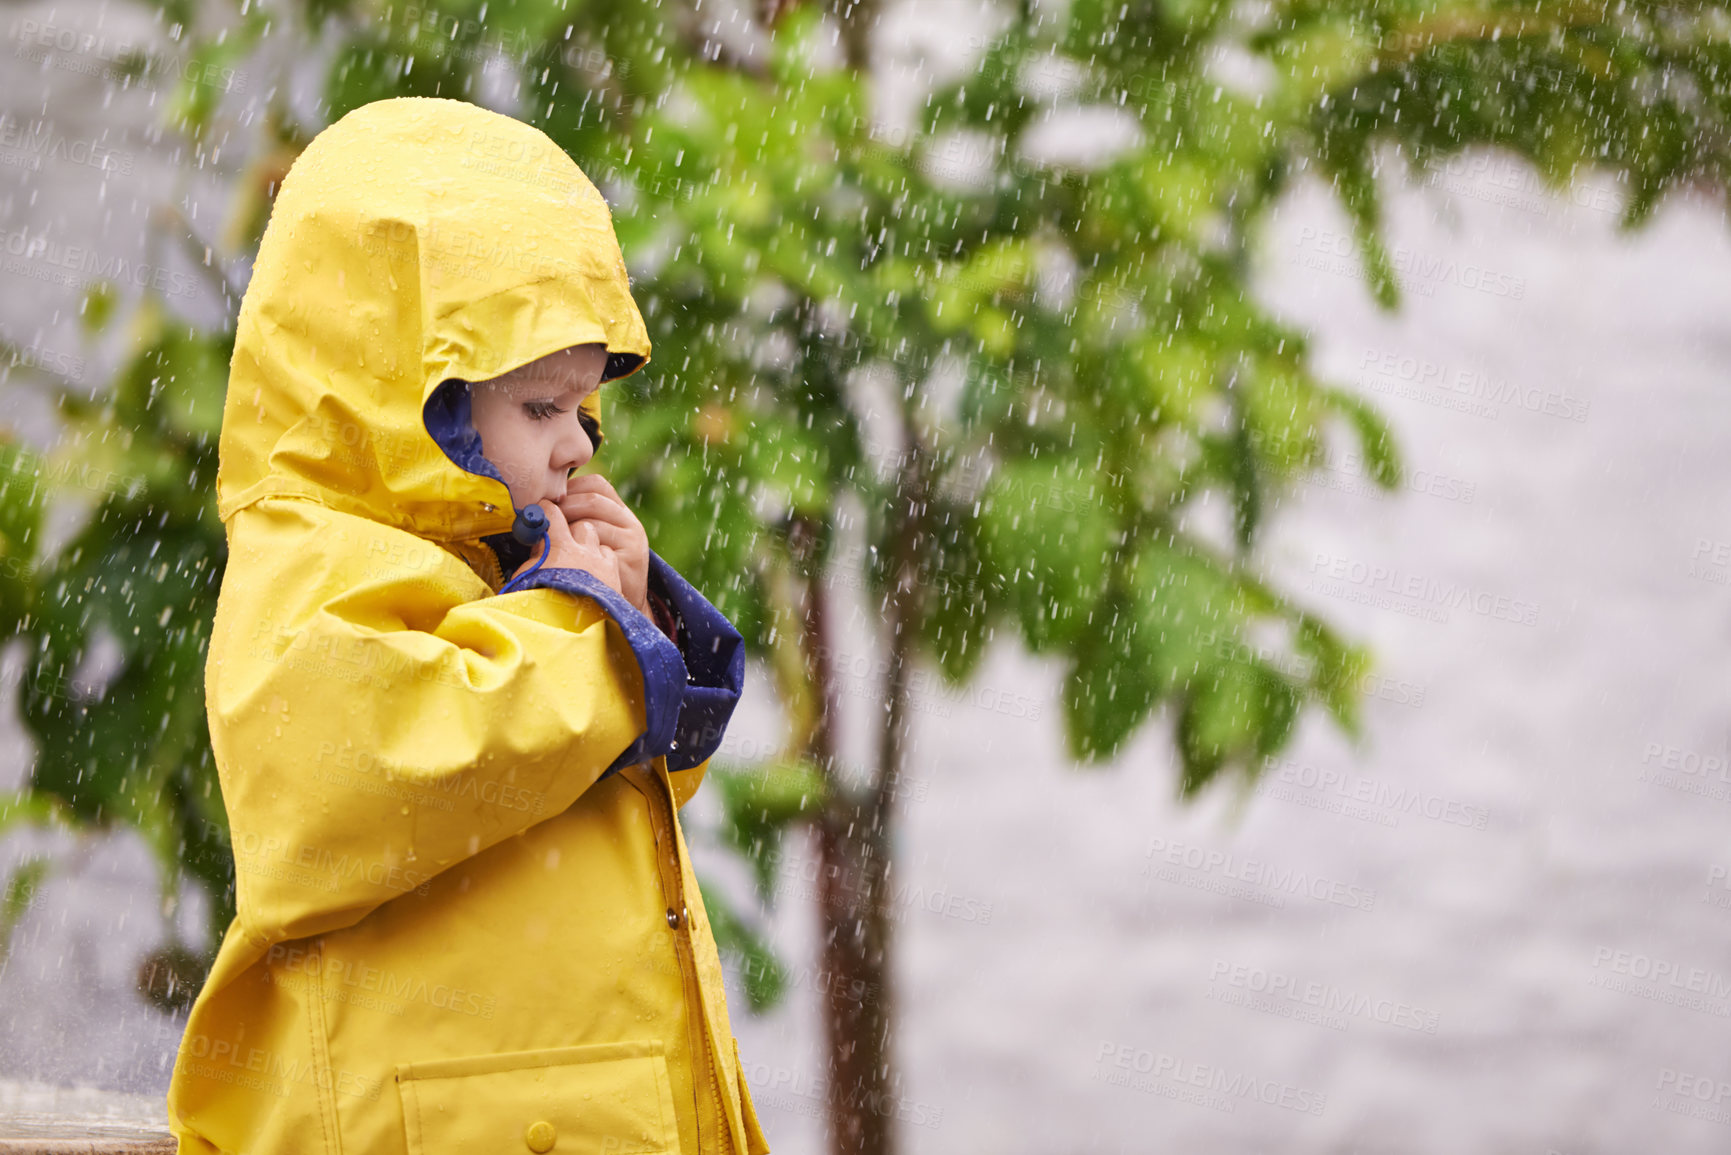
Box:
left=816, top=800, right=897, bottom=1155
left=796, top=16, right=913, bottom=1148
left=803, top=422, right=928, bottom=1155
left=825, top=0, right=879, bottom=75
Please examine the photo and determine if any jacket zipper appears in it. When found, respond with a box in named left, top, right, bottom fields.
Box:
left=643, top=765, right=730, bottom=1153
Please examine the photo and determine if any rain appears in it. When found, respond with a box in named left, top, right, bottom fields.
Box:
left=1, top=0, right=1730, bottom=1152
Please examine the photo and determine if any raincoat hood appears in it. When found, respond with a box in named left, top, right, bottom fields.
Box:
left=217, top=96, right=651, bottom=542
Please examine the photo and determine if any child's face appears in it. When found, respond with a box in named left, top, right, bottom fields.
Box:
left=468, top=343, right=608, bottom=509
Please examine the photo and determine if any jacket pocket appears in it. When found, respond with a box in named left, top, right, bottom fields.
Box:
left=396, top=1040, right=680, bottom=1155
left=731, top=1038, right=771, bottom=1155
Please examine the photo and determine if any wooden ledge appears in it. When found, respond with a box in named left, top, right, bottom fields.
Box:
left=0, top=1081, right=175, bottom=1155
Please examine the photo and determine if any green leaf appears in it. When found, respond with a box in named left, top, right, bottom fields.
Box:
left=111, top=328, right=233, bottom=446
left=1242, top=358, right=1327, bottom=479
left=1126, top=537, right=1247, bottom=695
left=1126, top=152, right=1217, bottom=246
left=1293, top=612, right=1371, bottom=738
left=80, top=282, right=119, bottom=335
left=697, top=876, right=788, bottom=1013
left=1177, top=657, right=1300, bottom=799
left=168, top=35, right=255, bottom=137
left=1226, top=393, right=1261, bottom=552
left=326, top=35, right=464, bottom=123
left=466, top=0, right=569, bottom=51
left=977, top=459, right=1116, bottom=652
left=768, top=6, right=840, bottom=90
left=915, top=501, right=995, bottom=686
left=0, top=856, right=51, bottom=965
left=1323, top=386, right=1402, bottom=490
left=0, top=790, right=69, bottom=833
left=1061, top=591, right=1163, bottom=762
left=1263, top=16, right=1379, bottom=108
left=1337, top=160, right=1401, bottom=310
left=0, top=440, right=45, bottom=633
left=711, top=761, right=825, bottom=903
left=1123, top=332, right=1212, bottom=428
left=744, top=419, right=830, bottom=515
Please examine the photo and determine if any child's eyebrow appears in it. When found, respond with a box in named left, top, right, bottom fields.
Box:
left=496, top=378, right=596, bottom=403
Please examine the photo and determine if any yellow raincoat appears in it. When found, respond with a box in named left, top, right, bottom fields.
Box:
left=166, top=97, right=770, bottom=1155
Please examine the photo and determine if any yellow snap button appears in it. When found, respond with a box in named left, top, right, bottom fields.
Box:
left=524, top=1120, right=556, bottom=1152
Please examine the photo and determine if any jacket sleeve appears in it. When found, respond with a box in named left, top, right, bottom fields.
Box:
left=514, top=549, right=745, bottom=781
left=209, top=500, right=681, bottom=945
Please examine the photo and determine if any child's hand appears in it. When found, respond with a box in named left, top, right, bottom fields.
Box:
left=514, top=499, right=625, bottom=601
left=556, top=474, right=651, bottom=619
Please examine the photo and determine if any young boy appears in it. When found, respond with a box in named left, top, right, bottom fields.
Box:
left=166, top=97, right=771, bottom=1155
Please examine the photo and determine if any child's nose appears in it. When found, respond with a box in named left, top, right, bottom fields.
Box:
left=556, top=413, right=596, bottom=472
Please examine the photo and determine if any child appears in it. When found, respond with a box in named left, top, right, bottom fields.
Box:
left=166, top=97, right=771, bottom=1155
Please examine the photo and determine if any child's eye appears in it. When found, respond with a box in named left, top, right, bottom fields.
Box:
left=523, top=400, right=567, bottom=421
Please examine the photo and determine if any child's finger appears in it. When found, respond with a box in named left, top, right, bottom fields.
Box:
left=561, top=482, right=640, bottom=528
left=565, top=473, right=622, bottom=499
left=559, top=492, right=634, bottom=530
left=538, top=499, right=576, bottom=544
left=526, top=503, right=620, bottom=594
left=573, top=517, right=633, bottom=552
left=563, top=478, right=641, bottom=527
